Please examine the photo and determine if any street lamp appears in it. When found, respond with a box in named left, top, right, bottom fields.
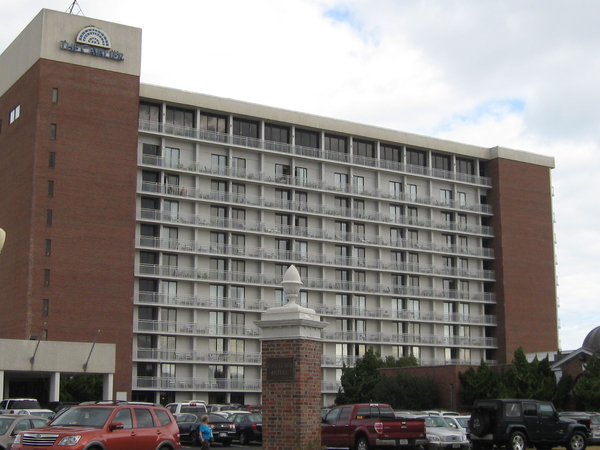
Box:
left=280, top=265, right=303, bottom=306
left=0, top=228, right=6, bottom=254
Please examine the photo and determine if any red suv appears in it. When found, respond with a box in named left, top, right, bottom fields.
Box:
left=12, top=401, right=181, bottom=450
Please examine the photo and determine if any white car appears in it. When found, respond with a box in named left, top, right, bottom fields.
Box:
left=420, top=415, right=471, bottom=450
left=17, top=409, right=55, bottom=421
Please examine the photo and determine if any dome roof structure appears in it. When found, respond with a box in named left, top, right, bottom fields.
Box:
left=582, top=326, right=600, bottom=352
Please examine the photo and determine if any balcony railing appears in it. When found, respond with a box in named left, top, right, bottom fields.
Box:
left=138, top=208, right=495, bottom=258
left=134, top=376, right=261, bottom=391
left=139, top=180, right=494, bottom=236
left=133, top=348, right=261, bottom=364
left=140, top=156, right=493, bottom=214
left=138, top=119, right=493, bottom=187
left=136, top=320, right=261, bottom=337
left=136, top=264, right=496, bottom=303
left=320, top=331, right=497, bottom=347
left=137, top=237, right=495, bottom=280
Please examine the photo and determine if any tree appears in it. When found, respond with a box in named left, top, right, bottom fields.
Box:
left=60, top=374, right=103, bottom=402
left=458, top=360, right=499, bottom=406
left=335, top=348, right=419, bottom=405
left=573, top=355, right=600, bottom=410
left=372, top=372, right=439, bottom=410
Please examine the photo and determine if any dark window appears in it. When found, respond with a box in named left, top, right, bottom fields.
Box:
left=295, top=128, right=319, bottom=148
left=233, top=118, right=259, bottom=138
left=200, top=112, right=227, bottom=133
left=381, top=144, right=401, bottom=162
left=432, top=153, right=451, bottom=171
left=48, top=181, right=54, bottom=197
left=45, top=239, right=51, bottom=255
left=50, top=123, right=57, bottom=139
left=140, top=251, right=158, bottom=265
left=166, top=106, right=194, bottom=128
left=265, top=123, right=290, bottom=143
left=139, top=279, right=158, bottom=292
left=353, top=139, right=374, bottom=158
left=52, top=88, right=59, bottom=103
left=134, top=408, right=155, bottom=428
left=154, top=409, right=172, bottom=426
left=139, top=102, right=161, bottom=122
left=325, top=134, right=347, bottom=153
left=49, top=152, right=56, bottom=168
left=46, top=210, right=53, bottom=226
left=406, top=148, right=426, bottom=166
left=44, top=269, right=50, bottom=285
left=457, top=158, right=474, bottom=175
left=143, top=143, right=160, bottom=156
left=42, top=299, right=49, bottom=316
left=141, top=197, right=159, bottom=210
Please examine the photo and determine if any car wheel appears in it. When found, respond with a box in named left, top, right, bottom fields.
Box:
left=470, top=411, right=490, bottom=437
left=510, top=432, right=527, bottom=450
left=239, top=432, right=249, bottom=445
left=190, top=430, right=199, bottom=446
left=567, top=431, right=587, bottom=450
left=356, top=436, right=370, bottom=450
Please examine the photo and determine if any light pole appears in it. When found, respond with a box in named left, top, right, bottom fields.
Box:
left=0, top=228, right=5, bottom=254
left=280, top=264, right=303, bottom=306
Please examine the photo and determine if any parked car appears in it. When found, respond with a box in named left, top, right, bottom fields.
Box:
left=469, top=399, right=588, bottom=450
left=228, top=411, right=263, bottom=445
left=46, top=401, right=78, bottom=413
left=0, top=414, right=48, bottom=450
left=174, top=412, right=235, bottom=446
left=444, top=415, right=471, bottom=439
left=0, top=400, right=41, bottom=415
left=11, top=401, right=181, bottom=450
left=16, top=409, right=55, bottom=421
left=419, top=415, right=471, bottom=450
left=165, top=401, right=208, bottom=415
left=589, top=414, right=600, bottom=445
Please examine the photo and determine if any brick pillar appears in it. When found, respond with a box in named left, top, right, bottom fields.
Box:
left=256, top=303, right=328, bottom=450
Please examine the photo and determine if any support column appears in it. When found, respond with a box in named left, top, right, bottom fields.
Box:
left=49, top=372, right=60, bottom=402
left=103, top=373, right=114, bottom=400
left=0, top=371, right=4, bottom=400
left=256, top=302, right=328, bottom=450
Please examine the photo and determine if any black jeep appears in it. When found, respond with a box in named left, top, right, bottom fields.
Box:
left=469, top=399, right=588, bottom=450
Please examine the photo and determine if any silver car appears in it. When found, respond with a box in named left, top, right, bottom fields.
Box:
left=0, top=414, right=48, bottom=450
left=420, top=415, right=471, bottom=450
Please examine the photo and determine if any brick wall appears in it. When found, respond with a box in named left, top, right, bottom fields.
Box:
left=261, top=338, right=322, bottom=450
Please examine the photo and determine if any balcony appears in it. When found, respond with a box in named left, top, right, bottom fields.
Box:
left=320, top=331, right=497, bottom=347
left=135, top=264, right=496, bottom=303
left=139, top=180, right=494, bottom=236
left=136, top=236, right=496, bottom=281
left=133, top=347, right=261, bottom=364
left=135, top=320, right=261, bottom=337
left=134, top=376, right=261, bottom=391
left=137, top=208, right=495, bottom=258
left=138, top=119, right=493, bottom=187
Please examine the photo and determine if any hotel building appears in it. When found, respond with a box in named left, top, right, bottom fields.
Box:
left=0, top=9, right=558, bottom=406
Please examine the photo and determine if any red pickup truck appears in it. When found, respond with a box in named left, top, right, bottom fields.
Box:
left=321, top=403, right=428, bottom=450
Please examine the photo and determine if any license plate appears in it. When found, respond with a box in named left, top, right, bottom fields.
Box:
left=219, top=432, right=227, bottom=437
left=453, top=444, right=461, bottom=448
left=399, top=439, right=408, bottom=445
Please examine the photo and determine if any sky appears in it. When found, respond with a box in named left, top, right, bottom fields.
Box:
left=1, top=0, right=598, bottom=352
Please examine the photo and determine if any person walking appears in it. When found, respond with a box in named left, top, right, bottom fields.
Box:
left=199, top=414, right=213, bottom=450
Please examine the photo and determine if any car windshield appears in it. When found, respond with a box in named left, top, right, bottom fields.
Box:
left=0, top=417, right=15, bottom=436
left=456, top=417, right=469, bottom=427
left=425, top=416, right=449, bottom=427
left=50, top=407, right=112, bottom=428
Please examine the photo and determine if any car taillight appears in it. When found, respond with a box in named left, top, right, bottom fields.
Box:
left=374, top=423, right=384, bottom=434
left=229, top=424, right=236, bottom=430
left=251, top=423, right=258, bottom=430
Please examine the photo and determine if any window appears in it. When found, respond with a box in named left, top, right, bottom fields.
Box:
left=232, top=183, right=245, bottom=203
left=440, top=189, right=452, bottom=203
left=389, top=181, right=402, bottom=197
left=166, top=106, right=194, bottom=128
left=9, top=105, right=20, bottom=124
left=442, top=212, right=453, bottom=223
left=390, top=228, right=403, bottom=244
left=232, top=157, right=246, bottom=176
left=276, top=189, right=291, bottom=203
left=432, top=153, right=451, bottom=171
left=407, top=184, right=417, bottom=201
left=353, top=139, right=374, bottom=158
left=52, top=88, right=59, bottom=103
left=325, top=134, right=347, bottom=153
left=50, top=123, right=57, bottom=139
left=46, top=210, right=53, bottom=226
left=49, top=152, right=56, bottom=168
left=48, top=181, right=54, bottom=197
left=134, top=408, right=155, bottom=428
left=265, top=123, right=289, bottom=143
left=295, top=128, right=319, bottom=148
left=142, top=144, right=160, bottom=164
left=353, top=176, right=364, bottom=193
left=211, top=154, right=227, bottom=173
left=390, top=205, right=403, bottom=223
left=295, top=166, right=308, bottom=186
left=200, top=112, right=227, bottom=133
left=44, top=269, right=50, bottom=285
left=335, top=197, right=350, bottom=210
left=458, top=192, right=467, bottom=207
left=164, top=147, right=180, bottom=166
left=381, top=144, right=401, bottom=162
left=457, top=157, right=474, bottom=175
left=458, top=214, right=467, bottom=227
left=45, top=239, right=52, bottom=255
left=334, top=173, right=348, bottom=188
left=42, top=299, right=49, bottom=316
left=406, top=148, right=426, bottom=166
left=139, top=102, right=160, bottom=122
left=233, top=118, right=259, bottom=138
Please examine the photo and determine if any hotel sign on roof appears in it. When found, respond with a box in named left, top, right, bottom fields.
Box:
left=60, top=25, right=124, bottom=61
